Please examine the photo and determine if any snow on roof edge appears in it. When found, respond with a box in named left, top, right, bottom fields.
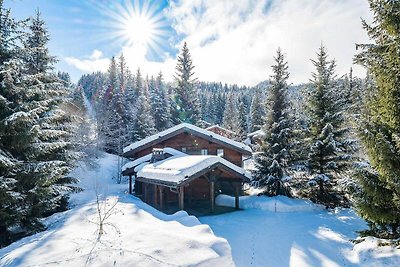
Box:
left=122, top=147, right=186, bottom=173
left=136, top=155, right=251, bottom=185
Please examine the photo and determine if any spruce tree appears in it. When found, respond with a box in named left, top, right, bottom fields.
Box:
left=0, top=1, right=24, bottom=246
left=249, top=90, right=264, bottom=132
left=135, top=81, right=156, bottom=140
left=222, top=93, right=237, bottom=130
left=154, top=72, right=171, bottom=130
left=20, top=9, right=78, bottom=222
left=305, top=45, right=350, bottom=207
left=354, top=0, right=400, bottom=237
left=172, top=42, right=200, bottom=124
left=253, top=48, right=292, bottom=197
left=236, top=99, right=248, bottom=140
left=0, top=9, right=78, bottom=245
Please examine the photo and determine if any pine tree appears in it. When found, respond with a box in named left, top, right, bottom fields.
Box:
left=154, top=72, right=171, bottom=131
left=305, top=45, right=351, bottom=207
left=253, top=48, right=292, bottom=197
left=249, top=90, right=264, bottom=132
left=0, top=1, right=25, bottom=246
left=21, top=9, right=78, bottom=221
left=0, top=9, right=78, bottom=245
left=235, top=99, right=248, bottom=140
left=222, top=93, right=237, bottom=130
left=172, top=42, right=200, bottom=124
left=135, top=80, right=156, bottom=140
left=353, top=0, right=400, bottom=237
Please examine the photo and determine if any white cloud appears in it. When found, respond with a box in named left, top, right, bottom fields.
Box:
left=121, top=44, right=176, bottom=79
left=64, top=49, right=110, bottom=73
left=166, top=0, right=373, bottom=85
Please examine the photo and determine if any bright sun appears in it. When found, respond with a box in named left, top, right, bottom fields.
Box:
left=103, top=0, right=166, bottom=54
left=123, top=13, right=156, bottom=45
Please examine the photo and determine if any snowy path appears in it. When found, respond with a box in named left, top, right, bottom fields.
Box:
left=201, top=199, right=400, bottom=267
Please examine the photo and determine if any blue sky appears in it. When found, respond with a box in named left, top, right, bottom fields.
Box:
left=5, top=0, right=372, bottom=85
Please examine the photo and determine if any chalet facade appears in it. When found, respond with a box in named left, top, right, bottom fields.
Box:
left=122, top=123, right=252, bottom=213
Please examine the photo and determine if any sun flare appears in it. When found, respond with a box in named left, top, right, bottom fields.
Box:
left=103, top=0, right=167, bottom=55
left=123, top=13, right=156, bottom=45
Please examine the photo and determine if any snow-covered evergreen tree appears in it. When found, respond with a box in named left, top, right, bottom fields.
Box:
left=236, top=99, right=248, bottom=141
left=253, top=48, right=293, bottom=197
left=0, top=1, right=25, bottom=246
left=249, top=90, right=264, bottom=132
left=304, top=45, right=351, bottom=207
left=222, top=93, right=237, bottom=131
left=172, top=42, right=200, bottom=124
left=135, top=72, right=156, bottom=140
left=153, top=72, right=171, bottom=131
left=353, top=0, right=400, bottom=238
left=0, top=9, right=78, bottom=245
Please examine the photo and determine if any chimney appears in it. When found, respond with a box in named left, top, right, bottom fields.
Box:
left=151, top=148, right=166, bottom=162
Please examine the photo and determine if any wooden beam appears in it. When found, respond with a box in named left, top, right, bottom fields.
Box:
left=210, top=181, right=215, bottom=213
left=129, top=175, right=132, bottom=194
left=159, top=186, right=164, bottom=210
left=179, top=186, right=185, bottom=210
left=235, top=183, right=240, bottom=210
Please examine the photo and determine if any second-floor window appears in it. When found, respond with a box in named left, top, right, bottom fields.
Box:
left=217, top=148, right=224, bottom=157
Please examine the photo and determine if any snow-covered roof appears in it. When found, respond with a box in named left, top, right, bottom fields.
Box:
left=247, top=129, right=266, bottom=138
left=136, top=155, right=251, bottom=187
left=122, top=147, right=186, bottom=173
left=123, top=123, right=252, bottom=156
left=206, top=125, right=236, bottom=135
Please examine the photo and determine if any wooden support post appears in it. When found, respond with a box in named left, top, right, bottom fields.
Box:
left=159, top=186, right=164, bottom=210
left=143, top=183, right=148, bottom=203
left=179, top=186, right=185, bottom=210
left=188, top=187, right=193, bottom=206
left=154, top=184, right=158, bottom=207
left=235, top=183, right=240, bottom=210
left=129, top=175, right=132, bottom=194
left=210, top=181, right=215, bottom=213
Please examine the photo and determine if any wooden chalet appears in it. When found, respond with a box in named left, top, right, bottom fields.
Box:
left=122, top=123, right=252, bottom=213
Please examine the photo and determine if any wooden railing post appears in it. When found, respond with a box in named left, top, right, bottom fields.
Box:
left=159, top=186, right=164, bottom=210
left=210, top=181, right=215, bottom=213
left=129, top=175, right=132, bottom=194
left=179, top=186, right=184, bottom=210
left=235, top=183, right=240, bottom=210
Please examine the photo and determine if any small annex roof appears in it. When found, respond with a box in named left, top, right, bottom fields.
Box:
left=123, top=123, right=252, bottom=158
left=122, top=147, right=186, bottom=175
left=247, top=129, right=266, bottom=138
left=206, top=125, right=236, bottom=135
left=136, top=155, right=251, bottom=188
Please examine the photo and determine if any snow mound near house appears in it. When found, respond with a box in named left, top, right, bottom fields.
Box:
left=216, top=194, right=325, bottom=212
left=0, top=152, right=234, bottom=267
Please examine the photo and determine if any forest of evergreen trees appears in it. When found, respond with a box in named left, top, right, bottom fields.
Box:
left=0, top=0, right=399, bottom=247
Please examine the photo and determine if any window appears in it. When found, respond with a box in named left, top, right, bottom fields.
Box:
left=181, top=147, right=187, bottom=153
left=201, top=149, right=208, bottom=155
left=217, top=148, right=224, bottom=157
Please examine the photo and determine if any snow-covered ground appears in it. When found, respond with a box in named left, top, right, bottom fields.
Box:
left=0, top=152, right=399, bottom=267
left=0, top=153, right=233, bottom=267
left=201, top=195, right=400, bottom=267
